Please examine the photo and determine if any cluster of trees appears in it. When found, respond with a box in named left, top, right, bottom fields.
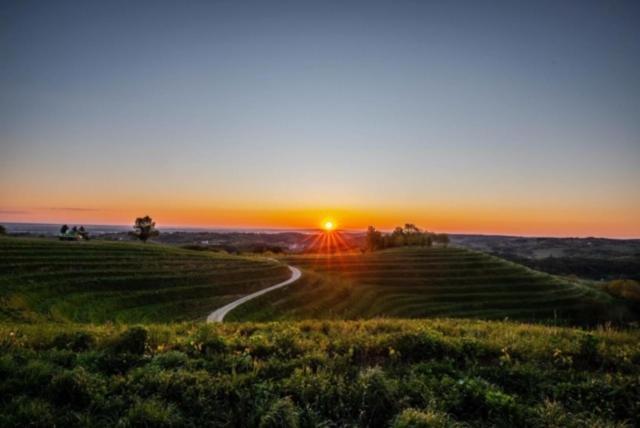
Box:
left=59, top=225, right=90, bottom=241
left=365, top=223, right=449, bottom=252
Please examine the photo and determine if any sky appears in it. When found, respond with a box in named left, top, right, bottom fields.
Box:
left=1, top=0, right=639, bottom=237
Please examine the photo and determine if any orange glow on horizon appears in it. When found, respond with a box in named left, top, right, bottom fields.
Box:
left=0, top=202, right=638, bottom=238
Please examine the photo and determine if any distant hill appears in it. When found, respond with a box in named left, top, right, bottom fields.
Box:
left=227, top=246, right=637, bottom=325
left=452, top=235, right=640, bottom=281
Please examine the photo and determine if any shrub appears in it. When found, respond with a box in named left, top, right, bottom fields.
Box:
left=48, top=368, right=94, bottom=409
left=51, top=331, right=95, bottom=352
left=118, top=398, right=183, bottom=428
left=603, top=279, right=640, bottom=303
left=202, top=335, right=227, bottom=356
left=357, top=367, right=397, bottom=427
left=91, top=351, right=145, bottom=375
left=0, top=396, right=55, bottom=428
left=152, top=351, right=189, bottom=370
left=390, top=331, right=447, bottom=362
left=111, top=327, right=148, bottom=356
left=577, top=334, right=601, bottom=368
left=392, top=408, right=457, bottom=428
left=259, top=397, right=300, bottom=428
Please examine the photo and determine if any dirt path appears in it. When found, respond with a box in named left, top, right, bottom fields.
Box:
left=206, top=265, right=301, bottom=322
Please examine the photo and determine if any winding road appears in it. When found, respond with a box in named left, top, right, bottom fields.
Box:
left=206, top=265, right=301, bottom=322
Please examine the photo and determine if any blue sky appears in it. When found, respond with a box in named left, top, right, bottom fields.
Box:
left=1, top=1, right=639, bottom=236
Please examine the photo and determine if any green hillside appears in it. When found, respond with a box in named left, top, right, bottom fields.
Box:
left=228, top=247, right=632, bottom=324
left=0, top=237, right=290, bottom=323
left=1, top=319, right=638, bottom=427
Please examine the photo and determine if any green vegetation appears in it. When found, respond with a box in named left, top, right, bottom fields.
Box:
left=0, top=236, right=638, bottom=426
left=365, top=224, right=449, bottom=251
left=0, top=237, right=290, bottom=323
left=228, top=247, right=634, bottom=324
left=129, top=215, right=160, bottom=243
left=0, top=319, right=638, bottom=427
left=603, top=280, right=640, bottom=304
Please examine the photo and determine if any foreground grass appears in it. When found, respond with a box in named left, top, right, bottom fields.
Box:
left=1, top=319, right=639, bottom=427
left=0, top=237, right=290, bottom=323
left=229, top=247, right=635, bottom=325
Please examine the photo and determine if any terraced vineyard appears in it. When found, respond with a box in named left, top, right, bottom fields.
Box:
left=228, top=246, right=633, bottom=324
left=0, top=237, right=290, bottom=323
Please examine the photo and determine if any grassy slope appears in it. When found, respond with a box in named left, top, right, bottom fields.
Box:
left=0, top=319, right=638, bottom=427
left=0, top=237, right=290, bottom=323
left=228, top=246, right=633, bottom=324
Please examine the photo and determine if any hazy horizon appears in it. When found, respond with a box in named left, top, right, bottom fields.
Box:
left=2, top=1, right=639, bottom=238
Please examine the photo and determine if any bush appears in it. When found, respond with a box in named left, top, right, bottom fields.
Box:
left=48, top=368, right=94, bottom=409
left=259, top=397, right=300, bottom=428
left=604, top=279, right=640, bottom=303
left=392, top=408, right=457, bottom=428
left=202, top=335, right=227, bottom=356
left=0, top=396, right=55, bottom=428
left=577, top=334, right=601, bottom=368
left=390, top=331, right=447, bottom=362
left=111, top=327, right=148, bottom=356
left=118, top=398, right=183, bottom=428
left=51, top=331, right=95, bottom=352
left=152, top=351, right=189, bottom=370
left=357, top=367, right=397, bottom=427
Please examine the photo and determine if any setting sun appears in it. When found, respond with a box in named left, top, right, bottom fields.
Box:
left=323, top=221, right=334, bottom=231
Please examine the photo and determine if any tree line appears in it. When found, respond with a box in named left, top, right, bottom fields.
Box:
left=365, top=223, right=449, bottom=252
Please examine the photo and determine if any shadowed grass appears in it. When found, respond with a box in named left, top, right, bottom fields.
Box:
left=228, top=247, right=635, bottom=325
left=0, top=237, right=290, bottom=323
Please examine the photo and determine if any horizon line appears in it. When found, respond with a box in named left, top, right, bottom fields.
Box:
left=2, top=221, right=639, bottom=240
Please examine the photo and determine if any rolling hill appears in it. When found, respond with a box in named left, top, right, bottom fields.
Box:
left=0, top=237, right=290, bottom=323
left=227, top=246, right=634, bottom=324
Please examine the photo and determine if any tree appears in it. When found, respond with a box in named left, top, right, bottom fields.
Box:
left=130, top=216, right=159, bottom=243
left=60, top=224, right=69, bottom=235
left=391, top=226, right=406, bottom=246
left=0, top=225, right=6, bottom=235
left=365, top=226, right=383, bottom=252
left=78, top=226, right=89, bottom=240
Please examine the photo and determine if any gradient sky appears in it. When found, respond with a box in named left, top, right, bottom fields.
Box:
left=1, top=0, right=639, bottom=237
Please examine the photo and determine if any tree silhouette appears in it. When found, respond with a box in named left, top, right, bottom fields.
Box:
left=365, top=226, right=382, bottom=251
left=130, top=216, right=159, bottom=243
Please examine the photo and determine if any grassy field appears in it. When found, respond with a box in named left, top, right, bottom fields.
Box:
left=1, top=237, right=639, bottom=426
left=228, top=247, right=634, bottom=324
left=1, top=319, right=638, bottom=427
left=0, top=237, right=290, bottom=323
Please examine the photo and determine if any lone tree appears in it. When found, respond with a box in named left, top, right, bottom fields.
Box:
left=130, top=215, right=159, bottom=243
left=365, top=226, right=383, bottom=252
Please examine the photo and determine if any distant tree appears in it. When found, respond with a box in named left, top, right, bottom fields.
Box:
left=78, top=226, right=89, bottom=240
left=365, top=226, right=383, bottom=252
left=404, top=223, right=421, bottom=234
left=130, top=216, right=159, bottom=243
left=391, top=226, right=406, bottom=246
left=0, top=225, right=6, bottom=235
left=60, top=224, right=69, bottom=235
